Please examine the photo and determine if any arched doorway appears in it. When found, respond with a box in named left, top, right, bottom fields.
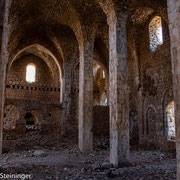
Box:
left=24, top=113, right=36, bottom=130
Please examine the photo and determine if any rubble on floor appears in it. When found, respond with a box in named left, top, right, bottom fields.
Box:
left=0, top=131, right=176, bottom=179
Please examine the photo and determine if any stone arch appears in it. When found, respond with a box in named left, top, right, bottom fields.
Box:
left=7, top=1, right=85, bottom=94
left=8, top=44, right=62, bottom=82
left=128, top=0, right=169, bottom=24
left=145, top=104, right=157, bottom=114
left=7, top=44, right=62, bottom=102
left=8, top=0, right=84, bottom=54
left=143, top=96, right=158, bottom=134
left=162, top=87, right=173, bottom=104
left=96, top=0, right=116, bottom=16
left=3, top=104, right=19, bottom=130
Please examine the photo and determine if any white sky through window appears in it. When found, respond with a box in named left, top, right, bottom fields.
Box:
left=26, top=64, right=36, bottom=83
left=149, top=16, right=163, bottom=52
left=103, top=70, right=105, bottom=78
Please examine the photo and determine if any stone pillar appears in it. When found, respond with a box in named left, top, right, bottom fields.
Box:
left=0, top=0, right=11, bottom=155
left=168, top=0, right=180, bottom=178
left=61, top=61, right=72, bottom=134
left=0, top=0, right=5, bottom=53
left=107, top=11, right=129, bottom=167
left=137, top=89, right=144, bottom=143
left=79, top=40, right=94, bottom=153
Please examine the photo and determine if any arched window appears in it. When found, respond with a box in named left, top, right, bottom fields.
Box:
left=26, top=64, right=36, bottom=83
left=149, top=16, right=163, bottom=52
left=102, top=70, right=105, bottom=79
left=166, top=101, right=175, bottom=141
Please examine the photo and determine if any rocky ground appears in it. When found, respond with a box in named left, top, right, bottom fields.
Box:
left=0, top=131, right=176, bottom=180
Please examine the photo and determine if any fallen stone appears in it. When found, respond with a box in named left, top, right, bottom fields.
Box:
left=33, top=150, right=46, bottom=157
left=101, top=162, right=112, bottom=169
left=107, top=170, right=116, bottom=178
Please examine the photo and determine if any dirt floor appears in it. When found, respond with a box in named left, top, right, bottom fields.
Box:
left=0, top=131, right=176, bottom=180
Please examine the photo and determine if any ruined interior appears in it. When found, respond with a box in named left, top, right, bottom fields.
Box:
left=0, top=0, right=179, bottom=179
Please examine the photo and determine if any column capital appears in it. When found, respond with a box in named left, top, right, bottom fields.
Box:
left=81, top=24, right=97, bottom=42
left=107, top=9, right=128, bottom=26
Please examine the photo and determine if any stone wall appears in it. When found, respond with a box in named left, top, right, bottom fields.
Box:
left=6, top=54, right=60, bottom=103
left=129, top=99, right=139, bottom=146
left=93, top=106, right=109, bottom=137
left=4, top=54, right=62, bottom=134
left=130, top=14, right=174, bottom=150
left=70, top=61, right=109, bottom=134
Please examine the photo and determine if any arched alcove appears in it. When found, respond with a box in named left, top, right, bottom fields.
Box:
left=25, top=112, right=36, bottom=130
left=146, top=106, right=157, bottom=138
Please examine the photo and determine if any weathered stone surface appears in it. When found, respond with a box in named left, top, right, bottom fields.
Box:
left=0, top=0, right=177, bottom=179
left=108, top=10, right=130, bottom=167
left=33, top=150, right=46, bottom=157
left=78, top=39, right=94, bottom=153
left=167, top=0, right=180, bottom=178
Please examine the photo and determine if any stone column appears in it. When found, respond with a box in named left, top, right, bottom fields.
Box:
left=61, top=61, right=72, bottom=134
left=136, top=87, right=144, bottom=144
left=79, top=40, right=94, bottom=153
left=168, top=0, right=180, bottom=178
left=0, top=0, right=11, bottom=155
left=0, top=0, right=5, bottom=52
left=108, top=11, right=129, bottom=167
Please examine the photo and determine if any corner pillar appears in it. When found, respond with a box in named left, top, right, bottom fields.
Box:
left=0, top=0, right=11, bottom=155
left=168, top=0, right=180, bottom=178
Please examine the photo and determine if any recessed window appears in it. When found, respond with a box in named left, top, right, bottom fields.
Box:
left=26, top=64, right=36, bottom=83
left=100, top=93, right=107, bottom=106
left=166, top=101, right=175, bottom=141
left=103, top=70, right=105, bottom=79
left=149, top=16, right=163, bottom=52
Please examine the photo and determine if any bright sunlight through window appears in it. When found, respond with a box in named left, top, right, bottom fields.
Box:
left=149, top=16, right=163, bottom=52
left=26, top=64, right=36, bottom=83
